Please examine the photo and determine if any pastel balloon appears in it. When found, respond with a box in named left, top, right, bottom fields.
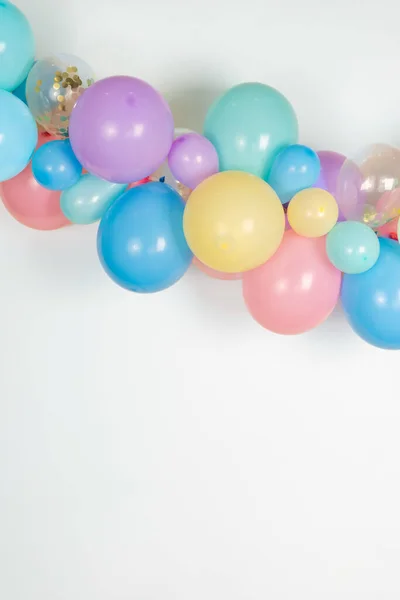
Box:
left=267, top=144, right=320, bottom=204
left=13, top=60, right=37, bottom=105
left=243, top=231, right=341, bottom=334
left=183, top=171, right=285, bottom=273
left=0, top=2, right=34, bottom=91
left=97, top=182, right=192, bottom=293
left=341, top=238, right=400, bottom=349
left=32, top=139, right=82, bottom=190
left=204, top=83, right=298, bottom=180
left=314, top=150, right=346, bottom=198
left=326, top=221, right=380, bottom=274
left=377, top=216, right=399, bottom=241
left=69, top=76, right=174, bottom=184
left=60, top=174, right=127, bottom=224
left=0, top=132, right=70, bottom=230
left=193, top=257, right=242, bottom=280
left=168, top=133, right=219, bottom=189
left=0, top=90, right=38, bottom=182
left=287, top=188, right=338, bottom=237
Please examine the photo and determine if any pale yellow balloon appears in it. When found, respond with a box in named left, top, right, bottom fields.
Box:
left=183, top=171, right=285, bottom=273
left=287, top=188, right=339, bottom=238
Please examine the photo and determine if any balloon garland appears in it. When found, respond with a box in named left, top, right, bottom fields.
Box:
left=1, top=2, right=400, bottom=350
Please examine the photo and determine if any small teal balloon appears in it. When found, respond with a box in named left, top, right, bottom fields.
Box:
left=32, top=140, right=82, bottom=191
left=326, top=221, right=380, bottom=274
left=341, top=238, right=400, bottom=349
left=267, top=144, right=320, bottom=204
left=97, top=182, right=193, bottom=293
left=13, top=60, right=36, bottom=105
left=0, top=89, right=37, bottom=181
left=204, top=82, right=298, bottom=180
left=0, top=2, right=35, bottom=91
left=61, top=174, right=128, bottom=224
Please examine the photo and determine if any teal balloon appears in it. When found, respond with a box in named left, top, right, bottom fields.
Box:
left=326, top=221, right=380, bottom=274
left=61, top=174, right=128, bottom=224
left=204, top=83, right=298, bottom=180
left=0, top=90, right=37, bottom=182
left=0, top=2, right=35, bottom=91
left=13, top=60, right=36, bottom=105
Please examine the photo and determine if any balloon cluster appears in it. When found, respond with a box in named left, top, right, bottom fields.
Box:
left=1, top=2, right=400, bottom=349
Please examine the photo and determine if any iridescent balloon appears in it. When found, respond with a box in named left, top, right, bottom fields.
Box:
left=26, top=54, right=95, bottom=138
left=150, top=127, right=192, bottom=201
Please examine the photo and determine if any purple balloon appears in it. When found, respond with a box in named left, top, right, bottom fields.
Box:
left=69, top=76, right=174, bottom=184
left=168, top=133, right=219, bottom=189
left=314, top=150, right=346, bottom=221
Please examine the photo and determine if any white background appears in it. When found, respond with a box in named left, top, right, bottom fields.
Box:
left=1, top=1, right=400, bottom=599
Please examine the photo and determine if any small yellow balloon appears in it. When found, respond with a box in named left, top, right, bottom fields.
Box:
left=287, top=188, right=339, bottom=237
left=183, top=171, right=285, bottom=273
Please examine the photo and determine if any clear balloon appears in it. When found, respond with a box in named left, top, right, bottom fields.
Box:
left=168, top=133, right=219, bottom=190
left=341, top=238, right=400, bottom=349
left=183, top=171, right=285, bottom=273
left=0, top=2, right=34, bottom=92
left=326, top=221, right=380, bottom=274
left=204, top=83, right=298, bottom=180
left=193, top=257, right=242, bottom=280
left=69, top=76, right=174, bottom=184
left=267, top=144, right=320, bottom=204
left=61, top=174, right=127, bottom=224
left=337, top=144, right=400, bottom=228
left=26, top=54, right=95, bottom=138
left=97, top=182, right=193, bottom=293
left=287, top=188, right=338, bottom=237
left=32, top=139, right=82, bottom=190
left=0, top=90, right=38, bottom=182
left=243, top=231, right=341, bottom=334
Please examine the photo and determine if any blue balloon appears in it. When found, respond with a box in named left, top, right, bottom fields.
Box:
left=97, top=182, right=193, bottom=293
left=13, top=60, right=36, bottom=105
left=0, top=2, right=35, bottom=91
left=0, top=89, right=37, bottom=182
left=32, top=140, right=82, bottom=191
left=341, top=238, right=400, bottom=349
left=267, top=144, right=320, bottom=204
left=61, top=174, right=127, bottom=224
left=204, top=83, right=298, bottom=180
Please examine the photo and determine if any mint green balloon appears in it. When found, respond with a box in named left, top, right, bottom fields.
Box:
left=326, top=221, right=380, bottom=274
left=204, top=83, right=298, bottom=180
left=60, top=174, right=127, bottom=225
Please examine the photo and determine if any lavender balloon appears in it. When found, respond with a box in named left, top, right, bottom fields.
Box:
left=168, top=133, right=219, bottom=189
left=314, top=151, right=346, bottom=221
left=69, top=76, right=174, bottom=184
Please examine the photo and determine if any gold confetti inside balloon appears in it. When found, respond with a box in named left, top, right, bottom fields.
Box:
left=26, top=54, right=95, bottom=138
left=150, top=128, right=192, bottom=201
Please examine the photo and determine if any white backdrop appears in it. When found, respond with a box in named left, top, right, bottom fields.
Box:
left=1, top=1, right=400, bottom=599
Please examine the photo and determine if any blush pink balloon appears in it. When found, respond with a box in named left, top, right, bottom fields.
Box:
left=243, top=230, right=341, bottom=334
left=377, top=216, right=399, bottom=241
left=0, top=132, right=70, bottom=231
left=193, top=257, right=242, bottom=280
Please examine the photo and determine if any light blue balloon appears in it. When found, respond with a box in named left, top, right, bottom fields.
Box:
left=204, top=83, right=298, bottom=180
left=0, top=89, right=37, bottom=182
left=341, top=238, right=400, bottom=349
left=61, top=174, right=127, bottom=224
left=97, top=182, right=193, bottom=293
left=267, top=144, right=320, bottom=204
left=0, top=2, right=35, bottom=91
left=326, top=221, right=380, bottom=274
left=13, top=60, right=36, bottom=105
left=32, top=140, right=82, bottom=191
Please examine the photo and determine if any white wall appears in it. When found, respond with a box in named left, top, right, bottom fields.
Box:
left=1, top=1, right=400, bottom=598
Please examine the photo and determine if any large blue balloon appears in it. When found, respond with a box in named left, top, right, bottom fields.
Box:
left=204, top=83, right=298, bottom=180
left=97, top=182, right=193, bottom=293
left=0, top=89, right=37, bottom=182
left=0, top=2, right=35, bottom=91
left=341, top=238, right=400, bottom=349
left=267, top=144, right=320, bottom=204
left=32, top=140, right=82, bottom=191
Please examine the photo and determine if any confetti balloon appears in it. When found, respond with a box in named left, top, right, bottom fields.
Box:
left=0, top=2, right=34, bottom=92
left=337, top=144, right=400, bottom=228
left=287, top=188, right=338, bottom=237
left=26, top=54, right=95, bottom=137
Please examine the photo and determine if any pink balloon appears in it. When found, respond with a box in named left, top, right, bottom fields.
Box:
left=377, top=215, right=399, bottom=241
left=243, top=230, right=341, bottom=334
left=193, top=257, right=242, bottom=280
left=0, top=132, right=70, bottom=231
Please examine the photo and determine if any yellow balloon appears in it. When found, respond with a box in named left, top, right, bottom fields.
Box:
left=183, top=171, right=285, bottom=273
left=287, top=188, right=339, bottom=237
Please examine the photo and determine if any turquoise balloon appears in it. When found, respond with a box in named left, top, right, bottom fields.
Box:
left=0, top=2, right=35, bottom=92
left=326, top=221, right=380, bottom=274
left=204, top=83, right=298, bottom=180
left=0, top=89, right=37, bottom=182
left=61, top=174, right=128, bottom=224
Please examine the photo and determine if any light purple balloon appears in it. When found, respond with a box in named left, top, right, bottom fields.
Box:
left=168, top=133, right=219, bottom=189
left=69, top=76, right=174, bottom=184
left=314, top=150, right=346, bottom=221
